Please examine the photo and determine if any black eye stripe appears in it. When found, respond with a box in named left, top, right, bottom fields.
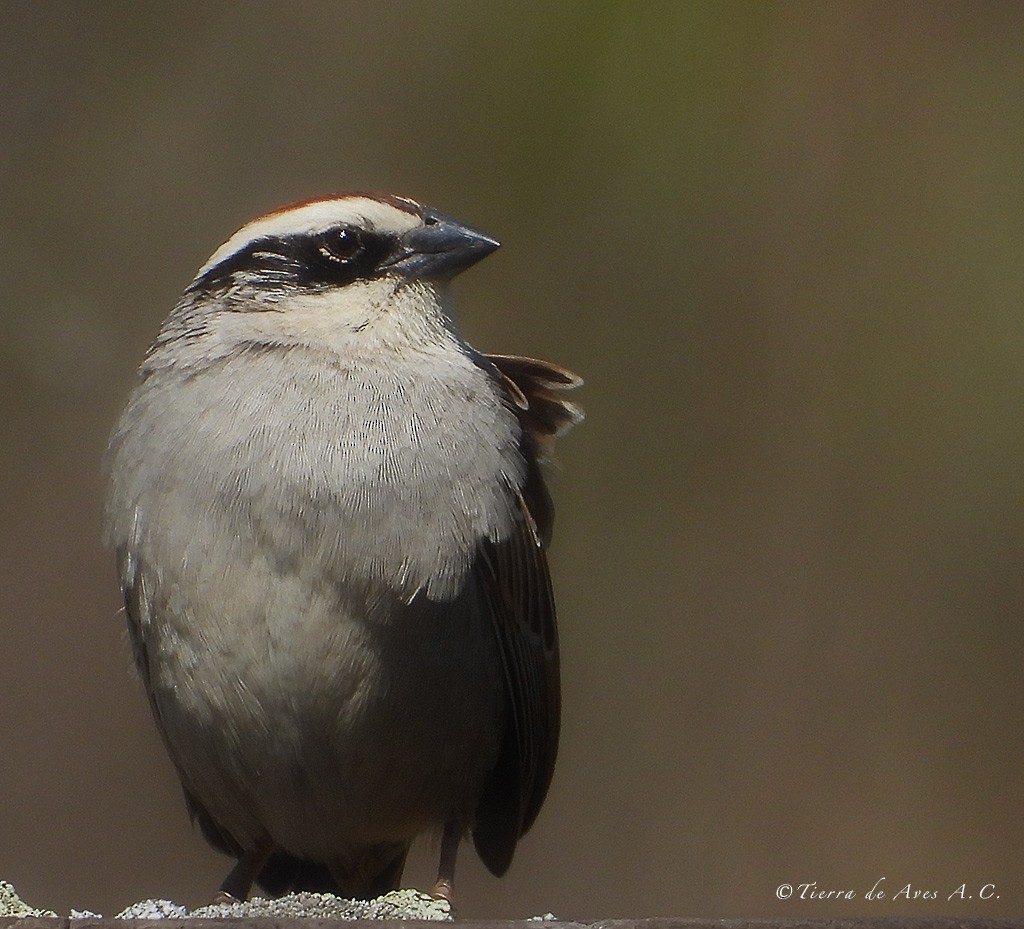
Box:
left=190, top=228, right=397, bottom=293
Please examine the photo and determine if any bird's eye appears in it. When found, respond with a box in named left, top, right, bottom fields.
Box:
left=321, top=227, right=362, bottom=263
left=298, top=226, right=390, bottom=286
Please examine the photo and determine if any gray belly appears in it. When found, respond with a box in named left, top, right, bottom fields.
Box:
left=146, top=556, right=504, bottom=861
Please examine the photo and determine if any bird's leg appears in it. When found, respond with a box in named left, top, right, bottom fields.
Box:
left=430, top=819, right=462, bottom=904
left=212, top=834, right=274, bottom=904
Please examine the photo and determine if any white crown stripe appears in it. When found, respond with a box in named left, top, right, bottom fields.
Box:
left=197, top=196, right=423, bottom=279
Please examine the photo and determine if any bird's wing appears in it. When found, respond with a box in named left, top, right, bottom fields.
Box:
left=471, top=353, right=582, bottom=876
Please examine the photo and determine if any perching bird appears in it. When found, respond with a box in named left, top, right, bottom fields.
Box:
left=103, top=194, right=582, bottom=904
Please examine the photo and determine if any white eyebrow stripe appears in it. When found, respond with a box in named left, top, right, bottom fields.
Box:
left=196, top=197, right=423, bottom=279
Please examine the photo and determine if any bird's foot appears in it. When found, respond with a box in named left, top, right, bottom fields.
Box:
left=209, top=890, right=241, bottom=906
left=429, top=877, right=454, bottom=903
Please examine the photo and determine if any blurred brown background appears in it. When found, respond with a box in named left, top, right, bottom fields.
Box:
left=2, top=0, right=1023, bottom=920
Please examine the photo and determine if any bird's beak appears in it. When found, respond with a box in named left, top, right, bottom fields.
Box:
left=382, top=212, right=500, bottom=281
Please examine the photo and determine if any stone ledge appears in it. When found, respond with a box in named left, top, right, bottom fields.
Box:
left=3, top=919, right=1022, bottom=929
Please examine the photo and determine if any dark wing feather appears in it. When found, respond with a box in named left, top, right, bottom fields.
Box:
left=486, top=353, right=584, bottom=464
left=471, top=354, right=582, bottom=876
